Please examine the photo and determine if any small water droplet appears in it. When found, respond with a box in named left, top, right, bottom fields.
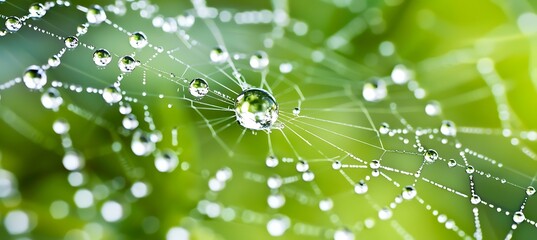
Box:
left=354, top=180, right=368, bottom=194
left=470, top=195, right=481, bottom=204
left=23, top=65, right=47, bottom=90
left=319, top=198, right=333, bottom=211
left=62, top=150, right=85, bottom=171
left=64, top=36, right=79, bottom=49
left=391, top=64, right=413, bottom=84
left=177, top=12, right=195, bottom=28
left=102, top=86, right=122, bottom=104
left=41, top=87, right=63, bottom=110
left=362, top=79, right=387, bottom=102
left=235, top=88, right=279, bottom=130
left=424, top=149, right=438, bottom=163
left=210, top=47, right=229, bottom=64
left=266, top=216, right=290, bottom=237
left=425, top=101, right=441, bottom=116
left=296, top=160, right=309, bottom=172
left=402, top=185, right=417, bottom=200
left=267, top=175, right=282, bottom=189
left=5, top=16, right=22, bottom=32
left=188, top=78, right=209, bottom=98
left=118, top=56, right=137, bottom=72
left=440, top=120, right=457, bottom=137
left=129, top=31, right=148, bottom=49
left=448, top=159, right=457, bottom=168
left=93, top=49, right=112, bottom=67
left=302, top=171, right=315, bottom=181
left=292, top=107, right=300, bottom=116
left=379, top=122, right=389, bottom=134
left=28, top=3, right=46, bottom=19
left=267, top=193, right=285, bottom=209
left=378, top=207, right=393, bottom=220
left=466, top=165, right=475, bottom=174
left=334, top=228, right=354, bottom=240
left=87, top=5, right=107, bottom=25
left=332, top=160, right=342, bottom=170
left=370, top=160, right=380, bottom=169
left=513, top=211, right=525, bottom=224
left=249, top=51, right=269, bottom=70
left=53, top=118, right=70, bottom=134
left=122, top=114, right=139, bottom=130
left=266, top=155, right=278, bottom=168
left=48, top=56, right=61, bottom=68
left=526, top=186, right=535, bottom=196
left=154, top=150, right=179, bottom=172
left=131, top=130, right=156, bottom=156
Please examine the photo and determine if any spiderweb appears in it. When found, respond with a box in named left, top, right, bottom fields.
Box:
left=1, top=0, right=537, bottom=239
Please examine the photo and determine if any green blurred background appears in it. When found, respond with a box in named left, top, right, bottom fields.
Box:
left=1, top=0, right=537, bottom=239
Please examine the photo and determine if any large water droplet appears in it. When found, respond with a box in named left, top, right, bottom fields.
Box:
left=64, top=36, right=79, bottom=49
left=265, top=155, right=278, bottom=168
left=210, top=47, right=229, bottom=64
left=29, top=3, right=46, bottom=18
left=86, top=5, right=107, bottom=25
left=235, top=88, right=279, bottom=130
left=122, top=114, right=139, bottom=130
left=249, top=51, right=269, bottom=70
left=129, top=31, right=148, bottom=49
left=23, top=65, right=47, bottom=90
left=48, top=56, right=61, bottom=68
left=440, top=120, right=457, bottom=137
left=41, top=87, right=63, bottom=110
left=131, top=130, right=156, bottom=156
left=188, top=78, right=209, bottom=98
left=424, top=149, right=438, bottom=163
left=118, top=56, right=138, bottom=72
left=93, top=49, right=112, bottom=67
left=5, top=16, right=22, bottom=32
left=296, top=160, right=309, bottom=172
left=402, top=185, right=417, bottom=200
left=102, top=86, right=122, bottom=104
left=362, top=79, right=387, bottom=102
left=154, top=150, right=179, bottom=172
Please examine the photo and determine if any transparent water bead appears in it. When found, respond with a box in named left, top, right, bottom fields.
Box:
left=64, top=36, right=79, bottom=49
left=354, top=180, right=368, bottom=194
left=470, top=195, right=481, bottom=205
left=129, top=31, right=148, bottom=49
left=210, top=47, right=229, bottom=64
left=334, top=228, right=354, bottom=240
left=5, top=16, right=22, bottom=32
left=62, top=150, right=85, bottom=171
left=448, top=159, right=457, bottom=168
left=235, top=88, right=279, bottom=130
left=23, top=65, right=47, bottom=90
left=122, top=114, right=139, bottom=130
left=424, top=149, right=438, bottom=163
left=154, top=150, right=179, bottom=172
left=131, top=130, right=156, bottom=156
left=52, top=118, right=70, bottom=134
left=41, top=87, right=63, bottom=110
left=402, top=185, right=417, bottom=200
left=526, top=186, right=535, bottom=196
left=188, top=78, right=209, bottom=98
left=513, top=211, right=525, bottom=224
left=249, top=51, right=269, bottom=70
left=93, top=49, right=112, bottom=67
left=87, top=5, right=107, bottom=25
left=29, top=3, right=46, bottom=18
left=118, top=56, right=138, bottom=73
left=102, top=86, right=122, bottom=104
left=292, top=107, right=300, bottom=116
left=267, top=193, right=285, bottom=209
left=440, top=120, right=457, bottom=137
left=319, top=198, right=333, bottom=211
left=266, top=216, right=290, bottom=237
left=370, top=160, right=380, bottom=169
left=362, top=79, right=387, bottom=102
